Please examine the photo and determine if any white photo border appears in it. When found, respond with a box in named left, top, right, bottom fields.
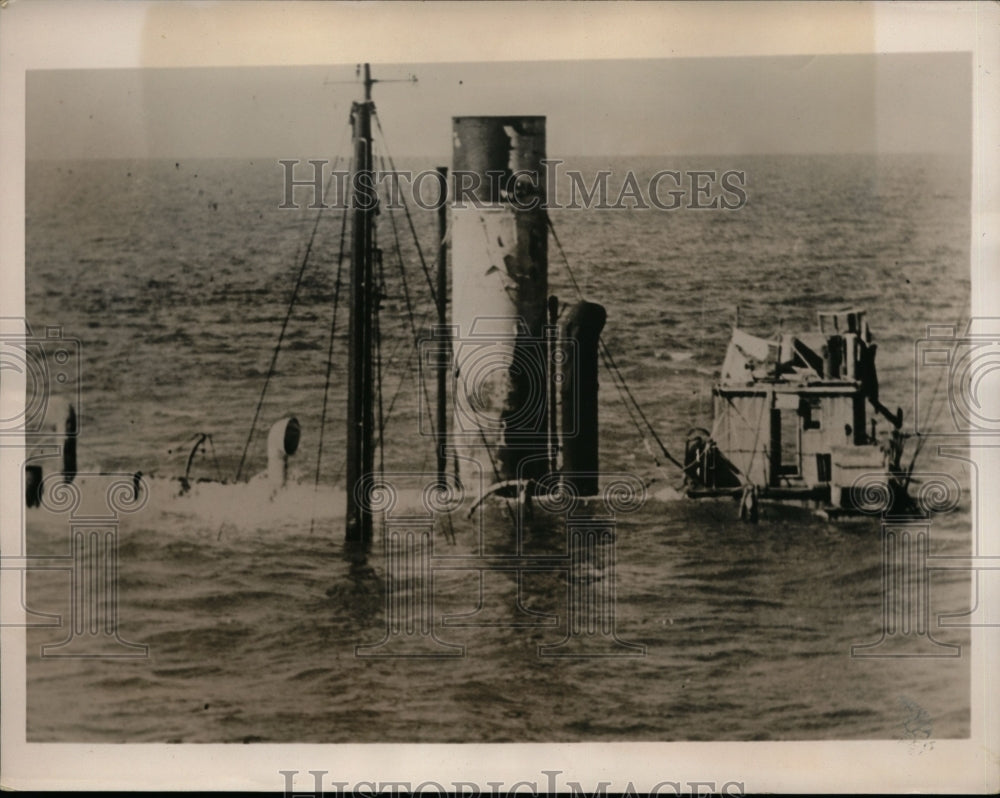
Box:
left=1, top=1, right=997, bottom=793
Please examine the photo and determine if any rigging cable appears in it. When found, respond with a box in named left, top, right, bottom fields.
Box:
left=376, top=151, right=440, bottom=449
left=901, top=323, right=957, bottom=491
left=374, top=245, right=387, bottom=478
left=372, top=146, right=499, bottom=535
left=546, top=214, right=685, bottom=472
left=373, top=113, right=439, bottom=308
left=307, top=173, right=352, bottom=534
left=374, top=211, right=460, bottom=543
left=234, top=151, right=345, bottom=483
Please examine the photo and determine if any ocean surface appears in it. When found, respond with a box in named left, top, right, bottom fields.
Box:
left=21, top=153, right=973, bottom=742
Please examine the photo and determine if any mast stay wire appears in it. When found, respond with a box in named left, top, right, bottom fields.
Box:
left=545, top=214, right=685, bottom=473
left=308, top=170, right=352, bottom=535
left=234, top=145, right=348, bottom=483
left=322, top=155, right=441, bottom=488
left=370, top=144, right=459, bottom=541
left=375, top=150, right=440, bottom=450
left=373, top=128, right=499, bottom=537
left=901, top=328, right=956, bottom=492
left=374, top=242, right=387, bottom=479
left=373, top=112, right=439, bottom=309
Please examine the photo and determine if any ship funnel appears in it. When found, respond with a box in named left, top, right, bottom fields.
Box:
left=450, top=116, right=548, bottom=487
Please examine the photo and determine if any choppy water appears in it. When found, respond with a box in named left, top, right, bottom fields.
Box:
left=22, top=153, right=972, bottom=742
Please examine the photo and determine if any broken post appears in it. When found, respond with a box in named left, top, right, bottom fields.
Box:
left=560, top=301, right=606, bottom=496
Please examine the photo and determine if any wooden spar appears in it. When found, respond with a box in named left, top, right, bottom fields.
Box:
left=436, top=166, right=449, bottom=488
left=345, top=64, right=376, bottom=546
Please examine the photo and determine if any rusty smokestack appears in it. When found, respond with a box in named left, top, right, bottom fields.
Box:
left=450, top=116, right=548, bottom=487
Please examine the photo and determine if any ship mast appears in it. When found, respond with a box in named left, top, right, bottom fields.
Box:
left=345, top=63, right=377, bottom=547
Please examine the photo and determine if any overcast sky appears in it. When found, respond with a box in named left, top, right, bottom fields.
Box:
left=26, top=53, right=970, bottom=160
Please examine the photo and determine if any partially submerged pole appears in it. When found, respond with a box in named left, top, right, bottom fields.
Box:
left=547, top=295, right=559, bottom=475
left=561, top=301, right=606, bottom=496
left=436, top=166, right=449, bottom=488
left=345, top=64, right=376, bottom=547
left=450, top=116, right=548, bottom=487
